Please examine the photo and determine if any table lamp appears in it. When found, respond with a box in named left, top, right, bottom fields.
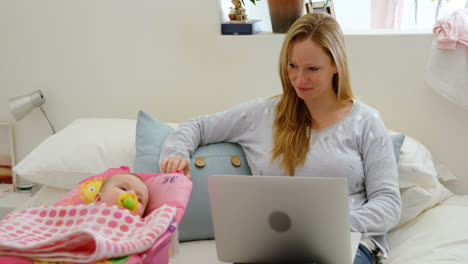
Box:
left=8, top=90, right=56, bottom=134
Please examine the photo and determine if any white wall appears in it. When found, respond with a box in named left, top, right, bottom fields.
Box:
left=1, top=1, right=467, bottom=194
left=0, top=0, right=283, bottom=160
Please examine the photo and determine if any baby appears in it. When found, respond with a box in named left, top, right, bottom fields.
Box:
left=94, top=173, right=149, bottom=217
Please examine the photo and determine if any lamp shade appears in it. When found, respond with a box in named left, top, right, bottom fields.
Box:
left=9, top=90, right=46, bottom=121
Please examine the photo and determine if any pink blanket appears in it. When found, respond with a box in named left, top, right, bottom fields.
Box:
left=0, top=203, right=176, bottom=263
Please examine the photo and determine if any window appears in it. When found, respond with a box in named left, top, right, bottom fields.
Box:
left=219, top=0, right=467, bottom=33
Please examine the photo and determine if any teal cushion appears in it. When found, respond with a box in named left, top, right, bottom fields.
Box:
left=390, top=133, right=405, bottom=162
left=133, top=110, right=252, bottom=242
left=182, top=142, right=251, bottom=241
left=134, top=110, right=174, bottom=174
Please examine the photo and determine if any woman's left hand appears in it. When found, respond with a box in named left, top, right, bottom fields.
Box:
left=160, top=155, right=192, bottom=180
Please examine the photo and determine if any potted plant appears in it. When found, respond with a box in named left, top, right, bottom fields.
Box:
left=267, top=0, right=304, bottom=33
left=238, top=0, right=305, bottom=33
left=240, top=0, right=259, bottom=5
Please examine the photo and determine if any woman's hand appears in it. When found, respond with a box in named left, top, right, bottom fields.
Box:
left=160, top=155, right=192, bottom=180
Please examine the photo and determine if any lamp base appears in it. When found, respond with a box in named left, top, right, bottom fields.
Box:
left=16, top=183, right=36, bottom=193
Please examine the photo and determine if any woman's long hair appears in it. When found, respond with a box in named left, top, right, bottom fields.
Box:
left=271, top=13, right=354, bottom=176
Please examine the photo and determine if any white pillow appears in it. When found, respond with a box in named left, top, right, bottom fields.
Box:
left=13, top=118, right=137, bottom=190
left=392, top=135, right=454, bottom=230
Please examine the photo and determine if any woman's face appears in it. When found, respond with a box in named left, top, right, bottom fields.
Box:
left=287, top=38, right=338, bottom=103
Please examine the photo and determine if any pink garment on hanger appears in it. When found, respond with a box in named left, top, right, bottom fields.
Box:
left=433, top=8, right=468, bottom=49
left=427, top=9, right=468, bottom=109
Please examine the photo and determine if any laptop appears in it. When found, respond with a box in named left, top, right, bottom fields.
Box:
left=207, top=175, right=361, bottom=264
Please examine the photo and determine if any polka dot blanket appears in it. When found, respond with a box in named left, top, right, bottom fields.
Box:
left=0, top=201, right=176, bottom=263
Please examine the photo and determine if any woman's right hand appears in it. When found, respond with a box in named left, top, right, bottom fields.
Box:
left=160, top=155, right=192, bottom=180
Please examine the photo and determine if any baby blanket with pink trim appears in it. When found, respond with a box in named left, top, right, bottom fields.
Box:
left=0, top=202, right=176, bottom=263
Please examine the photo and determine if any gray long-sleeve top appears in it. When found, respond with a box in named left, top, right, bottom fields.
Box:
left=160, top=96, right=401, bottom=256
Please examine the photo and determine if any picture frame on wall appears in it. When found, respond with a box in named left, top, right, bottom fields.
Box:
left=0, top=123, right=16, bottom=188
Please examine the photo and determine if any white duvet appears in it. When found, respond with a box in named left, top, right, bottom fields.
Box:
left=387, top=195, right=468, bottom=264
left=12, top=186, right=468, bottom=264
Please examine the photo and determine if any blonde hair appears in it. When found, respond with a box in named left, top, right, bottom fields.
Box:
left=271, top=13, right=354, bottom=176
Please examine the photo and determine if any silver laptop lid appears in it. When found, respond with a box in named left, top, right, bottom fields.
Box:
left=208, top=175, right=352, bottom=264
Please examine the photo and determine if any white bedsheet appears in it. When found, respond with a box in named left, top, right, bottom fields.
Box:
left=169, top=240, right=225, bottom=264
left=14, top=186, right=468, bottom=264
left=13, top=185, right=69, bottom=213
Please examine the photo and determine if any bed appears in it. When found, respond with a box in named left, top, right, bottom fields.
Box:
left=7, top=113, right=468, bottom=264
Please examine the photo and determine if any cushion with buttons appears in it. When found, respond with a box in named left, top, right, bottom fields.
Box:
left=133, top=110, right=252, bottom=241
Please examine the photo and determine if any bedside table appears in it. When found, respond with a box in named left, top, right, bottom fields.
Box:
left=0, top=191, right=32, bottom=220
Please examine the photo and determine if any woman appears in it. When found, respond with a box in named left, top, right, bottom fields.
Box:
left=160, top=13, right=401, bottom=264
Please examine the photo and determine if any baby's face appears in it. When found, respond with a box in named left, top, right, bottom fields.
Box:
left=95, top=173, right=149, bottom=217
